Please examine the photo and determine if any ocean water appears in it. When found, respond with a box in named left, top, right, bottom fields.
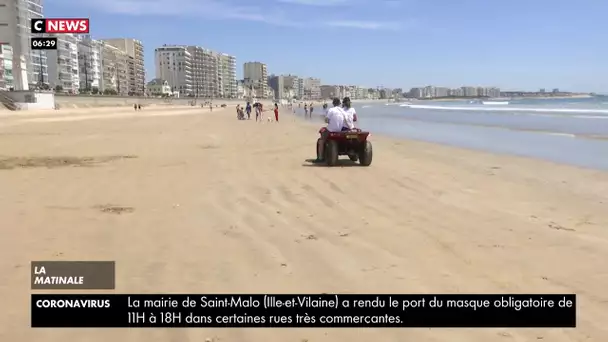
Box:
left=293, top=97, right=608, bottom=170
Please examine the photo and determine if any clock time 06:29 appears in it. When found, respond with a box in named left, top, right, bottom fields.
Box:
left=31, top=37, right=57, bottom=50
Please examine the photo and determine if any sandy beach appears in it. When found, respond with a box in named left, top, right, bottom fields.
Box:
left=1, top=106, right=607, bottom=341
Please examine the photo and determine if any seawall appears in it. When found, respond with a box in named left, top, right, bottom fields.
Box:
left=53, top=94, right=244, bottom=109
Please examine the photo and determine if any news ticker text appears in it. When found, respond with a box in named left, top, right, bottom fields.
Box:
left=31, top=294, right=575, bottom=328
left=31, top=37, right=57, bottom=50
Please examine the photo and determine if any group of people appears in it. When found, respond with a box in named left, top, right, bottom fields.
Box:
left=313, top=96, right=357, bottom=163
left=236, top=101, right=279, bottom=122
left=303, top=103, right=315, bottom=119
left=323, top=96, right=357, bottom=131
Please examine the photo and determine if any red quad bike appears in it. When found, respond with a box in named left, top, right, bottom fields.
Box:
left=316, top=127, right=373, bottom=166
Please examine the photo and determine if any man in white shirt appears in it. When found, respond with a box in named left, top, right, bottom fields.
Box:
left=314, top=98, right=345, bottom=163
left=342, top=97, right=356, bottom=130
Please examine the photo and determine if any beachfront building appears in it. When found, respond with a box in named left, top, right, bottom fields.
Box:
left=154, top=45, right=193, bottom=95
left=487, top=87, right=501, bottom=98
left=268, top=74, right=286, bottom=100
left=303, top=77, right=321, bottom=100
left=76, top=35, right=103, bottom=92
left=101, top=43, right=129, bottom=95
left=449, top=87, right=464, bottom=96
left=356, top=86, right=367, bottom=99
left=100, top=38, right=145, bottom=95
left=243, top=62, right=268, bottom=98
left=218, top=53, right=237, bottom=98
left=282, top=74, right=302, bottom=100
left=156, top=45, right=237, bottom=99
left=186, top=46, right=218, bottom=98
left=461, top=86, right=478, bottom=97
left=320, top=85, right=339, bottom=99
left=0, top=44, right=14, bottom=90
left=0, top=0, right=47, bottom=89
left=146, top=78, right=172, bottom=96
left=46, top=34, right=80, bottom=93
left=236, top=80, right=246, bottom=99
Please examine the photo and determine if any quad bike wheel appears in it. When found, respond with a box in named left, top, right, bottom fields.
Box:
left=358, top=141, right=372, bottom=166
left=325, top=140, right=339, bottom=166
left=316, top=138, right=323, bottom=161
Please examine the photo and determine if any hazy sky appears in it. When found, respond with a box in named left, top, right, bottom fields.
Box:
left=46, top=0, right=607, bottom=92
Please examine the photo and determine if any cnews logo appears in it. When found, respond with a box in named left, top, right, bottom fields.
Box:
left=31, top=18, right=90, bottom=34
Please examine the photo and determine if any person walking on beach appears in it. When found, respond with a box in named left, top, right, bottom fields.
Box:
left=310, top=104, right=314, bottom=118
left=274, top=103, right=279, bottom=122
left=246, top=102, right=252, bottom=120
left=304, top=103, right=308, bottom=118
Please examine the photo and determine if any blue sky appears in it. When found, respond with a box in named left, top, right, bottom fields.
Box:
left=46, top=0, right=607, bottom=92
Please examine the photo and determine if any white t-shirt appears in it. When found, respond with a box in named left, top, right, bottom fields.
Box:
left=326, top=106, right=345, bottom=132
left=343, top=107, right=356, bottom=129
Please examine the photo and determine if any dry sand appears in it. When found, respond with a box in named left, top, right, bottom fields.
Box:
left=1, top=106, right=607, bottom=341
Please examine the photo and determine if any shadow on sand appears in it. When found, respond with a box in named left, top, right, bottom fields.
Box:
left=302, top=158, right=360, bottom=167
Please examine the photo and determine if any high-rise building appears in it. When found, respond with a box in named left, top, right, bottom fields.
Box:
left=218, top=53, right=237, bottom=98
left=100, top=38, right=145, bottom=95
left=46, top=34, right=80, bottom=93
left=154, top=45, right=192, bottom=95
left=186, top=46, right=218, bottom=98
left=101, top=43, right=129, bottom=95
left=0, top=0, right=47, bottom=89
left=243, top=62, right=268, bottom=98
left=156, top=45, right=236, bottom=99
left=268, top=75, right=285, bottom=100
left=76, top=35, right=103, bottom=92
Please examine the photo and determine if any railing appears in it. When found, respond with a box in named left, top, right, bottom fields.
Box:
left=0, top=91, right=18, bottom=110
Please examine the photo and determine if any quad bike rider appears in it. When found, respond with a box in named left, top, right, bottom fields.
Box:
left=313, top=98, right=345, bottom=163
left=342, top=97, right=357, bottom=131
left=313, top=98, right=372, bottom=166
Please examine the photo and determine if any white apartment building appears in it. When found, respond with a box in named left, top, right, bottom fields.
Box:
left=76, top=35, right=103, bottom=91
left=154, top=45, right=192, bottom=95
left=185, top=46, right=217, bottom=98
left=461, top=86, right=478, bottom=97
left=219, top=53, right=237, bottom=98
left=155, top=45, right=237, bottom=98
left=356, top=86, right=367, bottom=99
left=47, top=34, right=80, bottom=93
left=0, top=0, right=46, bottom=89
left=236, top=80, right=245, bottom=99
left=243, top=62, right=268, bottom=98
left=101, top=43, right=128, bottom=95
left=0, top=44, right=14, bottom=90
left=100, top=38, right=145, bottom=95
